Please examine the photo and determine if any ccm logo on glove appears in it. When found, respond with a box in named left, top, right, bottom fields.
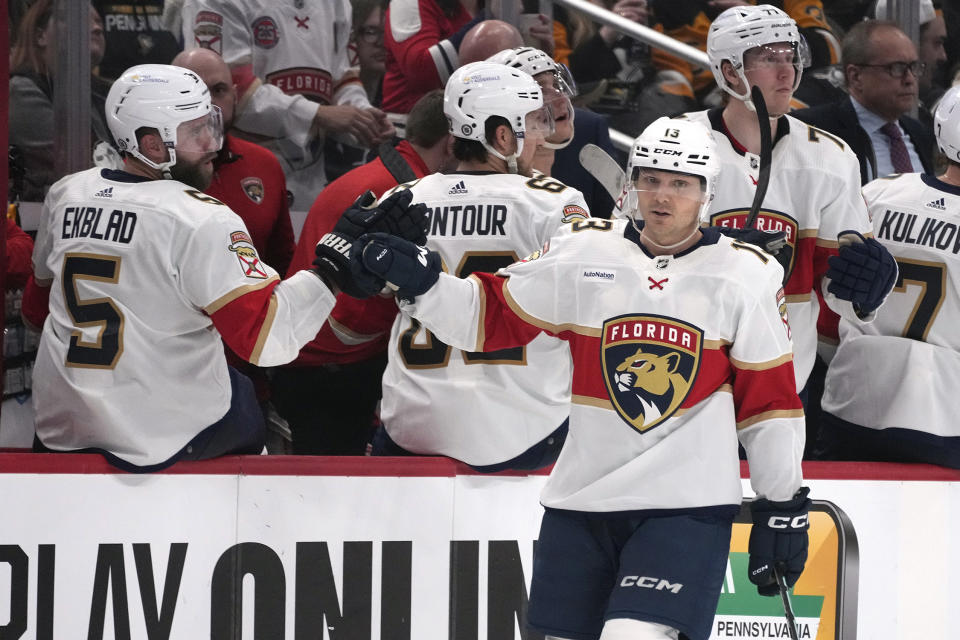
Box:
left=767, top=514, right=809, bottom=529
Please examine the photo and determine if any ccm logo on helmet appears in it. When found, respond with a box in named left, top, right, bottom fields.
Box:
left=766, top=514, right=808, bottom=529
left=619, top=576, right=683, bottom=593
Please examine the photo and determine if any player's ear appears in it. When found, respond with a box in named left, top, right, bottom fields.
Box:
left=138, top=131, right=169, bottom=164
left=720, top=60, right=741, bottom=90
left=491, top=123, right=517, bottom=155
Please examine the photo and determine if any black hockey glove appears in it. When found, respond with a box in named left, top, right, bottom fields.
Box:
left=826, top=231, right=897, bottom=315
left=358, top=232, right=441, bottom=302
left=717, top=227, right=793, bottom=284
left=748, top=487, right=811, bottom=596
left=312, top=231, right=385, bottom=299
left=338, top=189, right=429, bottom=246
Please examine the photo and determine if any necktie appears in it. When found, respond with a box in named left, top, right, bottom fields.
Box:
left=880, top=122, right=914, bottom=174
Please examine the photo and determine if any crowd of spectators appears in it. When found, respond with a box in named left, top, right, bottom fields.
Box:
left=4, top=0, right=960, bottom=472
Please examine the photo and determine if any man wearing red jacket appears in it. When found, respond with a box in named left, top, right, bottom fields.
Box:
left=381, top=0, right=484, bottom=133
left=273, top=89, right=454, bottom=454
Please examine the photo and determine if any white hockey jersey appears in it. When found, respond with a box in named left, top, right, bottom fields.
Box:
left=822, top=173, right=960, bottom=444
left=679, top=110, right=875, bottom=390
left=182, top=0, right=370, bottom=207
left=379, top=172, right=590, bottom=466
left=31, top=168, right=335, bottom=467
left=404, top=220, right=805, bottom=511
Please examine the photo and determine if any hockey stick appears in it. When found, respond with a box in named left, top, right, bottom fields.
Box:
left=744, top=85, right=772, bottom=230
left=579, top=143, right=625, bottom=202
left=774, top=566, right=800, bottom=640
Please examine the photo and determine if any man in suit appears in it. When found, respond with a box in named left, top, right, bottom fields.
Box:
left=793, top=20, right=935, bottom=185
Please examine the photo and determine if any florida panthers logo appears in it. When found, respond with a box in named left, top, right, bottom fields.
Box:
left=709, top=209, right=800, bottom=279
left=242, top=177, right=265, bottom=204
left=601, top=315, right=703, bottom=433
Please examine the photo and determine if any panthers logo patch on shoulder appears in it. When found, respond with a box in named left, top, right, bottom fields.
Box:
left=601, top=314, right=703, bottom=433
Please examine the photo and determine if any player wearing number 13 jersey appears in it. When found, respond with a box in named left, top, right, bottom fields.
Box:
left=358, top=118, right=806, bottom=640
left=22, top=65, right=347, bottom=471
left=372, top=62, right=589, bottom=470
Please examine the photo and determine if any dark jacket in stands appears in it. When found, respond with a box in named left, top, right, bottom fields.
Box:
left=792, top=96, right=936, bottom=185
left=552, top=108, right=617, bottom=219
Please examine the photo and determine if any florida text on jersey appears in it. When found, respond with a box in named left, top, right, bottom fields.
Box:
left=402, top=218, right=805, bottom=510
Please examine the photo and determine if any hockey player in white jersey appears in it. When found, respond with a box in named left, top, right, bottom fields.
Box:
left=821, top=85, right=960, bottom=468
left=679, top=5, right=898, bottom=401
left=356, top=118, right=809, bottom=640
left=369, top=61, right=589, bottom=471
left=181, top=0, right=394, bottom=208
left=21, top=64, right=425, bottom=472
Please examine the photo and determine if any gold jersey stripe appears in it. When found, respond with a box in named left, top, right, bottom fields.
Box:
left=704, top=338, right=731, bottom=349
left=502, top=278, right=603, bottom=338
left=249, top=293, right=279, bottom=365
left=573, top=383, right=734, bottom=411
left=730, top=352, right=793, bottom=371
left=572, top=394, right=613, bottom=410
left=736, top=408, right=805, bottom=430
left=205, top=275, right=280, bottom=314
left=472, top=273, right=487, bottom=353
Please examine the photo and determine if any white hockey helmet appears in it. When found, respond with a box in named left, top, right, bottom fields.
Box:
left=934, top=85, right=960, bottom=162
left=105, top=64, right=223, bottom=173
left=486, top=47, right=578, bottom=149
left=625, top=117, right=720, bottom=222
left=444, top=61, right=551, bottom=172
left=707, top=5, right=811, bottom=107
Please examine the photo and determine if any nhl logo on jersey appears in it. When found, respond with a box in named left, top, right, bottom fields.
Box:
left=242, top=177, right=265, bottom=204
left=601, top=314, right=703, bottom=433
left=228, top=231, right=269, bottom=279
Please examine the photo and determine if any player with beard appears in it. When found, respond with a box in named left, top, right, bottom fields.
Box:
left=21, top=64, right=428, bottom=472
left=172, top=48, right=295, bottom=278
left=173, top=48, right=297, bottom=444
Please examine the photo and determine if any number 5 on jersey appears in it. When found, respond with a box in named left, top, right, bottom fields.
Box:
left=62, top=252, right=124, bottom=369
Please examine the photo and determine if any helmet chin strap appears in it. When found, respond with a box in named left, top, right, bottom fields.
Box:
left=629, top=213, right=702, bottom=251
left=638, top=223, right=702, bottom=251
left=483, top=142, right=521, bottom=174
left=134, top=147, right=177, bottom=178
left=542, top=136, right=573, bottom=150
